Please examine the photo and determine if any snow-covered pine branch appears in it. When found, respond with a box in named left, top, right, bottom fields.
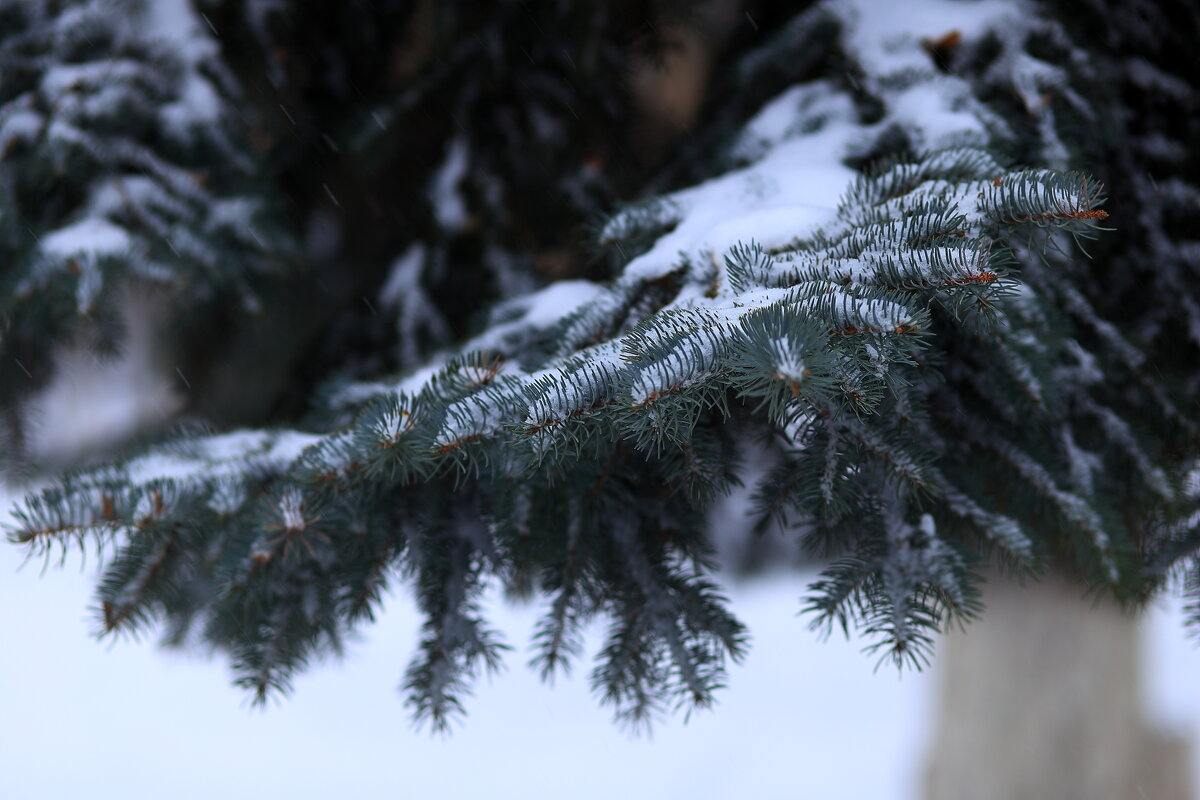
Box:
left=5, top=0, right=1198, bottom=730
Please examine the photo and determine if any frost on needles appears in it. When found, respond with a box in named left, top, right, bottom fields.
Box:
left=6, top=0, right=1199, bottom=731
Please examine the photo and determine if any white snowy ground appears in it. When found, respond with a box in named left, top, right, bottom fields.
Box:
left=0, top=523, right=930, bottom=800
left=2, top=499, right=1200, bottom=800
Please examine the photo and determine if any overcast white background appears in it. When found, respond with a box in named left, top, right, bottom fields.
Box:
left=3, top=500, right=1200, bottom=800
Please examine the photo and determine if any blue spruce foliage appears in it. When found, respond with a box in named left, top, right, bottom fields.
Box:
left=3, top=0, right=1198, bottom=730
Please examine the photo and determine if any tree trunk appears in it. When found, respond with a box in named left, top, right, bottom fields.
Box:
left=924, top=573, right=1193, bottom=800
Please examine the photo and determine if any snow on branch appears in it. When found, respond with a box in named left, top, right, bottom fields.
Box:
left=9, top=0, right=1176, bottom=726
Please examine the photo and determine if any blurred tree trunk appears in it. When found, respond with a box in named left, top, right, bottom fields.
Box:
left=924, top=573, right=1193, bottom=800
